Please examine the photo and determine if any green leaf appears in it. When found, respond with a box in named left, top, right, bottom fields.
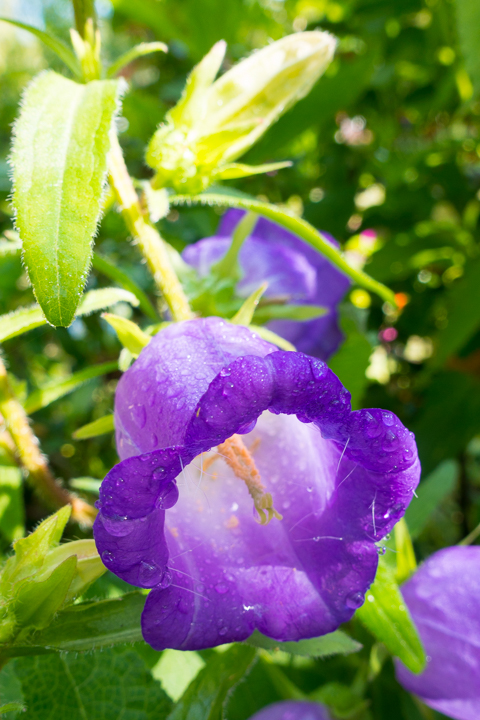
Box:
left=24, top=361, right=118, bottom=415
left=404, top=459, right=459, bottom=539
left=430, top=257, right=480, bottom=368
left=12, top=645, right=172, bottom=720
left=102, top=313, right=151, bottom=355
left=212, top=211, right=258, bottom=280
left=168, top=644, right=256, bottom=720
left=249, top=325, right=296, bottom=351
left=230, top=283, right=268, bottom=325
left=92, top=253, right=158, bottom=320
left=152, top=650, right=205, bottom=702
left=12, top=71, right=124, bottom=326
left=245, top=629, right=362, bottom=657
left=393, top=518, right=417, bottom=584
left=0, top=663, right=25, bottom=719
left=328, top=314, right=373, bottom=410
left=455, top=0, right=480, bottom=96
left=0, top=18, right=81, bottom=77
left=107, top=41, right=168, bottom=78
left=253, top=303, right=327, bottom=324
left=12, top=555, right=77, bottom=631
left=170, top=192, right=396, bottom=305
left=0, top=464, right=25, bottom=543
left=356, top=558, right=426, bottom=674
left=72, top=414, right=115, bottom=440
left=0, top=288, right=139, bottom=343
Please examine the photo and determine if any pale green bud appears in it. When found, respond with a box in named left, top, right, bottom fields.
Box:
left=146, top=31, right=336, bottom=192
left=0, top=509, right=106, bottom=643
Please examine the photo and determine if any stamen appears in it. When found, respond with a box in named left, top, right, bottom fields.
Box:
left=216, top=434, right=283, bottom=525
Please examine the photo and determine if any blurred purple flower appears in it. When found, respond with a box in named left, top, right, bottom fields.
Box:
left=183, top=210, right=350, bottom=359
left=94, top=317, right=420, bottom=651
left=396, top=546, right=480, bottom=720
left=248, top=701, right=331, bottom=720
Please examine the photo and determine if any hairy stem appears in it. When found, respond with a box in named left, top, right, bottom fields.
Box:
left=0, top=358, right=96, bottom=526
left=108, top=133, right=194, bottom=322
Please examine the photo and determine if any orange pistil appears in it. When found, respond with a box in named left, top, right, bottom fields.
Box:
left=213, top=434, right=283, bottom=525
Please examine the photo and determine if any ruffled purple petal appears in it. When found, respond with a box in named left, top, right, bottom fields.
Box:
left=248, top=701, right=331, bottom=720
left=95, top=320, right=419, bottom=651
left=182, top=210, right=350, bottom=359
left=114, top=317, right=274, bottom=459
left=396, top=546, right=480, bottom=720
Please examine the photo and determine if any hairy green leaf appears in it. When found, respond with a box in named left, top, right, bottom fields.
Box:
left=12, top=646, right=172, bottom=720
left=12, top=71, right=124, bottom=326
left=73, top=414, right=115, bottom=440
left=0, top=18, right=81, bottom=76
left=170, top=191, right=395, bottom=305
left=24, top=361, right=118, bottom=414
left=168, top=644, right=256, bottom=720
left=245, top=629, right=362, bottom=657
left=356, top=558, right=426, bottom=674
left=0, top=287, right=139, bottom=343
left=0, top=663, right=25, bottom=719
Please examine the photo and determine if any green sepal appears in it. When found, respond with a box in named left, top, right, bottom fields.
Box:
left=213, top=160, right=292, bottom=181
left=249, top=325, right=296, bottom=351
left=73, top=414, right=115, bottom=440
left=356, top=557, right=426, bottom=674
left=102, top=313, right=151, bottom=355
left=0, top=507, right=71, bottom=593
left=230, top=283, right=267, bottom=325
left=107, top=41, right=168, bottom=78
left=41, top=539, right=106, bottom=604
left=253, top=303, right=327, bottom=324
left=394, top=518, right=417, bottom=584
left=12, top=555, right=77, bottom=633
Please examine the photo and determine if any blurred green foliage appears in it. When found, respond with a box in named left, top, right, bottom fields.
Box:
left=1, top=0, right=480, bottom=717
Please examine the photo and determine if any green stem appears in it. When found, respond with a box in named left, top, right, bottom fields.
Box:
left=170, top=192, right=397, bottom=306
left=459, top=520, right=480, bottom=546
left=0, top=358, right=96, bottom=526
left=108, top=134, right=194, bottom=322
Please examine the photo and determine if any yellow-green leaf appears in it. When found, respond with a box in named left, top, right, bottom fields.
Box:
left=102, top=313, right=151, bottom=355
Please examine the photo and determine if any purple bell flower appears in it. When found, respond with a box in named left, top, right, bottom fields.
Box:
left=396, top=546, right=480, bottom=720
left=93, top=317, right=420, bottom=651
left=248, top=701, right=331, bottom=720
left=183, top=210, right=350, bottom=359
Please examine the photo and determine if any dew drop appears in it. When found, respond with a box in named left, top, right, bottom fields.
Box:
left=377, top=545, right=386, bottom=555
left=345, top=591, right=365, bottom=609
left=218, top=627, right=227, bottom=636
left=102, top=550, right=114, bottom=565
left=132, top=404, right=147, bottom=429
left=215, top=582, right=229, bottom=595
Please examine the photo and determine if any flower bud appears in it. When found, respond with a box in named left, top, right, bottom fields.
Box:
left=146, top=32, right=336, bottom=192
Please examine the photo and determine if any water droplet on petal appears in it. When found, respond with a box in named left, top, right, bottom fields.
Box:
left=102, top=550, right=115, bottom=565
left=345, top=591, right=365, bottom=610
left=215, top=582, right=228, bottom=594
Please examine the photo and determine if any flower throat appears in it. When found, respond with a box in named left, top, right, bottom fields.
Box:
left=204, top=434, right=283, bottom=525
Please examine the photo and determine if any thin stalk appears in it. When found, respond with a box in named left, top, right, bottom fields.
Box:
left=0, top=358, right=96, bottom=526
left=108, top=134, right=194, bottom=322
left=459, top=520, right=480, bottom=546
